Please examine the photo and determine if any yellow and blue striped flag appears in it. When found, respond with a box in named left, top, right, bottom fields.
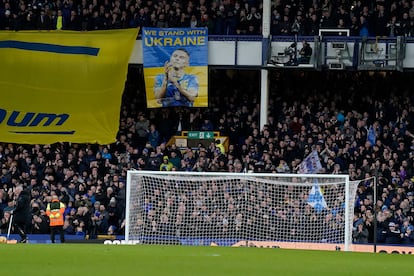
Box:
left=0, top=29, right=138, bottom=144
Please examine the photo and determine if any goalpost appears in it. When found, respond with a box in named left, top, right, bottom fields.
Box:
left=126, top=171, right=359, bottom=251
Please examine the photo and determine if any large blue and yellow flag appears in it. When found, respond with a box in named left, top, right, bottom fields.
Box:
left=0, top=29, right=138, bottom=144
left=142, top=28, right=208, bottom=108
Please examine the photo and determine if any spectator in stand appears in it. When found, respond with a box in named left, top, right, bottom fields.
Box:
left=37, top=9, right=52, bottom=30
left=148, top=124, right=160, bottom=149
left=246, top=6, right=261, bottom=34
left=199, top=13, right=214, bottom=33
left=383, top=221, right=402, bottom=244
left=349, top=16, right=360, bottom=36
left=320, top=8, right=336, bottom=29
left=201, top=118, right=214, bottom=131
left=160, top=156, right=173, bottom=171
left=306, top=13, right=320, bottom=36
left=386, top=15, right=402, bottom=37
left=280, top=15, right=292, bottom=36
left=353, top=221, right=369, bottom=243
left=0, top=9, right=14, bottom=30
left=0, top=211, right=11, bottom=234
left=401, top=225, right=414, bottom=244
left=373, top=3, right=388, bottom=37
left=135, top=113, right=150, bottom=148
left=237, top=9, right=249, bottom=34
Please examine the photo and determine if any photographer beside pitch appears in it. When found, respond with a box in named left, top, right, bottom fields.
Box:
left=11, top=185, right=30, bottom=243
left=46, top=195, right=66, bottom=243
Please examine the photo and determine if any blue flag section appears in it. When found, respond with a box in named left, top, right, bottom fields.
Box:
left=307, top=180, right=328, bottom=213
left=142, top=28, right=208, bottom=108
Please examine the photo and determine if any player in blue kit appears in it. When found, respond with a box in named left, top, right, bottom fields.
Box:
left=154, top=48, right=199, bottom=107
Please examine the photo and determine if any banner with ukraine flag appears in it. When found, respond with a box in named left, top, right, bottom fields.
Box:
left=142, top=27, right=208, bottom=108
left=0, top=29, right=138, bottom=144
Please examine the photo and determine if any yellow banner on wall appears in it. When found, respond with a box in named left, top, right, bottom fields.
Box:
left=0, top=29, right=138, bottom=144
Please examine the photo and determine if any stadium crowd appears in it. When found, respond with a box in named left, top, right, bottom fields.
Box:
left=2, top=0, right=414, bottom=37
left=1, top=68, right=414, bottom=245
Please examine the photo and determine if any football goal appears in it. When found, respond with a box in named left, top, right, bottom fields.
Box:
left=126, top=171, right=359, bottom=251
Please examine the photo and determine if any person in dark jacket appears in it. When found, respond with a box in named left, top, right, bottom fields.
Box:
left=383, top=222, right=402, bottom=244
left=11, top=185, right=30, bottom=243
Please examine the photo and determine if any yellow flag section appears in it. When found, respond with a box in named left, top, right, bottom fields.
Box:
left=0, top=29, right=138, bottom=144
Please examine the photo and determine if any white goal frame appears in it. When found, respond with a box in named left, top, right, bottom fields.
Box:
left=126, top=171, right=355, bottom=251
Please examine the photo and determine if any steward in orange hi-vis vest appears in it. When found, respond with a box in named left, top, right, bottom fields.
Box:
left=46, top=195, right=66, bottom=243
left=46, top=197, right=65, bottom=226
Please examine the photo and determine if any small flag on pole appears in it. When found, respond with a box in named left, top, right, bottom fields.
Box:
left=307, top=180, right=328, bottom=213
left=299, top=150, right=327, bottom=212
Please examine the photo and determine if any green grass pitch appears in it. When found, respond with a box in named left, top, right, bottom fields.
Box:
left=0, top=244, right=412, bottom=275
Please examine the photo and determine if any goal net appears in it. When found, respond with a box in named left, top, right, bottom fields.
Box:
left=126, top=171, right=359, bottom=251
